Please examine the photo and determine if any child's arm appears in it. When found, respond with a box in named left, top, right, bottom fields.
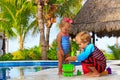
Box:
left=65, top=56, right=77, bottom=61
left=77, top=44, right=94, bottom=61
left=57, top=33, right=64, bottom=56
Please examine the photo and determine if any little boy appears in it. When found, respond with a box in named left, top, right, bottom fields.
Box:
left=65, top=31, right=106, bottom=77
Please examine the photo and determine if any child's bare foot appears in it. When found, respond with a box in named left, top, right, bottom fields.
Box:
left=84, top=72, right=92, bottom=76
left=100, top=71, right=108, bottom=76
left=89, top=72, right=101, bottom=77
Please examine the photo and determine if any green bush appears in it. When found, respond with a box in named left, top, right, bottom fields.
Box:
left=12, top=46, right=42, bottom=60
left=104, top=53, right=115, bottom=60
left=108, top=46, right=120, bottom=60
left=0, top=46, right=42, bottom=61
left=70, top=40, right=79, bottom=56
left=0, top=53, right=13, bottom=61
left=47, top=40, right=58, bottom=60
left=28, top=46, right=42, bottom=60
left=12, top=50, right=26, bottom=60
left=22, top=49, right=31, bottom=60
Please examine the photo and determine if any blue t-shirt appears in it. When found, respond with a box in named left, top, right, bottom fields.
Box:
left=77, top=43, right=95, bottom=62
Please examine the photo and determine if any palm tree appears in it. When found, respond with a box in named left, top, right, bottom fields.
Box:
left=0, top=0, right=36, bottom=50
left=56, top=0, right=82, bottom=18
left=36, top=0, right=83, bottom=59
left=0, top=0, right=37, bottom=78
left=0, top=3, right=16, bottom=53
left=43, top=0, right=83, bottom=50
left=36, top=0, right=47, bottom=60
left=1, top=0, right=83, bottom=60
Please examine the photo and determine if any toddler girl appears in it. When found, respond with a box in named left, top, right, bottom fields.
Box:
left=57, top=18, right=72, bottom=75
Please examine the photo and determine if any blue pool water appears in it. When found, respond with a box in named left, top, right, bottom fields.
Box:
left=0, top=61, right=80, bottom=67
left=0, top=61, right=80, bottom=80
left=0, top=67, right=41, bottom=79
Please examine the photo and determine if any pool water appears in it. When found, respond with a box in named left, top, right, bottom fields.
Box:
left=0, top=66, right=57, bottom=80
left=0, top=61, right=80, bottom=80
left=9, top=67, right=41, bottom=78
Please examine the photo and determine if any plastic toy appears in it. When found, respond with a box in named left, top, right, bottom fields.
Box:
left=106, top=67, right=112, bottom=74
left=77, top=70, right=81, bottom=76
left=62, top=64, right=74, bottom=77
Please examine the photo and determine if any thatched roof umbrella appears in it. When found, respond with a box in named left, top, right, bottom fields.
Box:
left=69, top=0, right=120, bottom=39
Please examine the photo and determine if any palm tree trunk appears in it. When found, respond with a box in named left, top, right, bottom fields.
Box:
left=37, top=0, right=47, bottom=60
left=46, top=20, right=52, bottom=51
left=46, top=27, right=50, bottom=51
left=19, top=35, right=24, bottom=50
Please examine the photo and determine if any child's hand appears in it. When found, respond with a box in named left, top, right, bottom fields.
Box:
left=65, top=56, right=77, bottom=61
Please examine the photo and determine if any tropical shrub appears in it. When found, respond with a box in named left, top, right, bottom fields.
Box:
left=28, top=46, right=42, bottom=60
left=70, top=40, right=79, bottom=56
left=104, top=52, right=115, bottom=60
left=22, top=49, right=31, bottom=60
left=12, top=46, right=42, bottom=60
left=0, top=53, right=13, bottom=61
left=12, top=50, right=25, bottom=60
left=108, top=46, right=120, bottom=60
left=47, top=40, right=58, bottom=60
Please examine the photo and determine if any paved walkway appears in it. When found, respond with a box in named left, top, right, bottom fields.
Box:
left=10, top=60, right=120, bottom=80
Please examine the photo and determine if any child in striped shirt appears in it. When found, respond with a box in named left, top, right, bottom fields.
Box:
left=65, top=31, right=106, bottom=77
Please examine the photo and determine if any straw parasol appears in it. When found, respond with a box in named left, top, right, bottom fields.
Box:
left=69, top=0, right=120, bottom=38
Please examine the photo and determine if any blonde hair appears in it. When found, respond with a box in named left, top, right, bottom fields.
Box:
left=75, top=31, right=91, bottom=43
left=59, top=18, right=71, bottom=29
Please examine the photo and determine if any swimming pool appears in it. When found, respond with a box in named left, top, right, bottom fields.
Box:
left=0, top=60, right=80, bottom=67
left=0, top=61, right=80, bottom=80
left=0, top=66, right=43, bottom=80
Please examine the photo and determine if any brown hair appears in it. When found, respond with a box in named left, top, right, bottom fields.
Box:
left=75, top=31, right=91, bottom=43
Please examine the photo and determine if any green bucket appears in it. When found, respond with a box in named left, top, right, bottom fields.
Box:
left=62, top=64, right=74, bottom=77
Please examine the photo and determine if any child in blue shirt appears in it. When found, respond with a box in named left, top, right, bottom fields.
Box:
left=65, top=31, right=106, bottom=77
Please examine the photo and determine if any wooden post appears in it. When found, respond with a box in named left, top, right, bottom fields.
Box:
left=92, top=32, right=95, bottom=44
